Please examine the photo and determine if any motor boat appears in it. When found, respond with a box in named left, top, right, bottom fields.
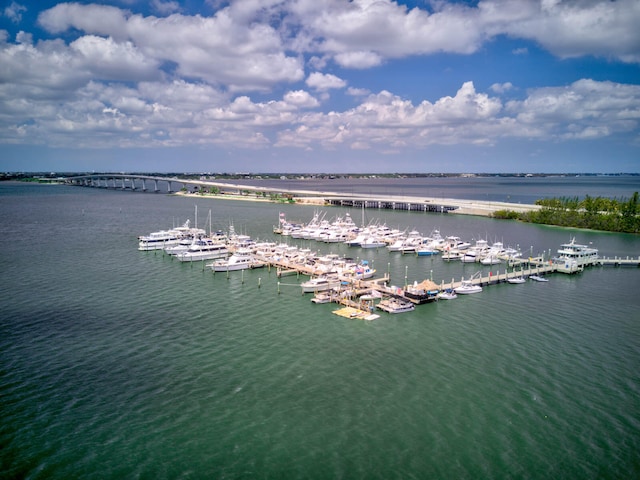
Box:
left=300, top=276, right=341, bottom=293
left=529, top=274, right=549, bottom=282
left=454, top=273, right=483, bottom=294
left=507, top=276, right=526, bottom=284
left=175, top=238, right=228, bottom=262
left=436, top=289, right=457, bottom=300
left=376, top=297, right=415, bottom=313
left=210, top=248, right=264, bottom=272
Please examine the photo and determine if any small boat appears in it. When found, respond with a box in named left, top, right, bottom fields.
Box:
left=454, top=273, right=483, bottom=294
left=339, top=260, right=376, bottom=280
left=507, top=276, right=526, bottom=284
left=480, top=254, right=502, bottom=265
left=436, top=289, right=457, bottom=300
left=454, top=282, right=483, bottom=294
left=529, top=274, right=549, bottom=282
left=360, top=289, right=384, bottom=301
left=310, top=291, right=335, bottom=304
left=359, top=236, right=387, bottom=249
left=376, top=297, right=415, bottom=313
left=442, top=250, right=463, bottom=261
left=416, top=246, right=439, bottom=256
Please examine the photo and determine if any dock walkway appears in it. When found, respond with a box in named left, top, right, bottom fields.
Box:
left=257, top=252, right=639, bottom=314
left=596, top=256, right=640, bottom=267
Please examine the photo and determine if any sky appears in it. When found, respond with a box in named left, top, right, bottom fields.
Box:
left=1, top=0, right=639, bottom=174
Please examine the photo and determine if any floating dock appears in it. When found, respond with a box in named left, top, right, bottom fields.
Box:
left=596, top=256, right=640, bottom=267
left=332, top=306, right=380, bottom=321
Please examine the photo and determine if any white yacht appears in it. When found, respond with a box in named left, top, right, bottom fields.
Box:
left=359, top=236, right=387, bottom=249
left=138, top=229, right=181, bottom=251
left=339, top=260, right=376, bottom=280
left=440, top=235, right=471, bottom=252
left=436, top=289, right=457, bottom=300
left=553, top=238, right=599, bottom=273
left=210, top=248, right=264, bottom=272
left=300, top=276, right=341, bottom=293
left=507, top=276, right=526, bottom=284
left=454, top=281, right=483, bottom=294
left=454, top=273, right=483, bottom=294
left=461, top=239, right=489, bottom=263
left=529, top=274, right=549, bottom=282
left=175, top=238, right=228, bottom=262
left=376, top=297, right=415, bottom=313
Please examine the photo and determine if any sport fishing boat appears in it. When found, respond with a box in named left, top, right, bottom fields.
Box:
left=209, top=248, right=264, bottom=272
left=454, top=272, right=483, bottom=294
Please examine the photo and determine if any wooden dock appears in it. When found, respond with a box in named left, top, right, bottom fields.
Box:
left=596, top=256, right=640, bottom=267
left=257, top=252, right=639, bottom=315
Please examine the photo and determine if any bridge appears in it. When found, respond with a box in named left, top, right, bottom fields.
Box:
left=63, top=174, right=249, bottom=194
left=62, top=174, right=542, bottom=216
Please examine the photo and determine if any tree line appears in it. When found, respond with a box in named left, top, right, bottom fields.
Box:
left=492, top=192, right=640, bottom=233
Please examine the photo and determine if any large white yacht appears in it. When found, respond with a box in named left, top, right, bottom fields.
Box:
left=553, top=239, right=599, bottom=273
left=210, top=248, right=264, bottom=272
left=175, top=238, right=228, bottom=262
left=138, top=229, right=182, bottom=251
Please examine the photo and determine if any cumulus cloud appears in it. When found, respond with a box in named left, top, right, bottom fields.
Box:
left=4, top=1, right=26, bottom=23
left=491, top=82, right=514, bottom=94
left=507, top=79, right=640, bottom=139
left=286, top=0, right=640, bottom=66
left=151, top=0, right=181, bottom=16
left=334, top=50, right=382, bottom=69
left=293, top=0, right=487, bottom=63
left=275, top=80, right=640, bottom=150
left=283, top=90, right=320, bottom=108
left=346, top=87, right=370, bottom=97
left=306, top=72, right=347, bottom=91
left=37, top=3, right=304, bottom=90
left=70, top=36, right=160, bottom=81
left=1, top=1, right=639, bottom=157
left=1, top=68, right=637, bottom=151
left=499, top=0, right=640, bottom=63
left=38, top=3, right=131, bottom=39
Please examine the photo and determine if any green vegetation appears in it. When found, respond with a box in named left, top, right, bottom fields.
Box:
left=492, top=192, right=640, bottom=233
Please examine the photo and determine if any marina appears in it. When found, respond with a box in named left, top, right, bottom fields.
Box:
left=3, top=181, right=640, bottom=480
left=139, top=210, right=640, bottom=317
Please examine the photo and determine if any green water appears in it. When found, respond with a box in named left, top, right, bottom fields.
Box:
left=1, top=183, right=639, bottom=479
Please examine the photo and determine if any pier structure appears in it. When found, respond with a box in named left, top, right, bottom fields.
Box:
left=596, top=256, right=640, bottom=267
left=251, top=251, right=639, bottom=315
left=324, top=197, right=454, bottom=213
